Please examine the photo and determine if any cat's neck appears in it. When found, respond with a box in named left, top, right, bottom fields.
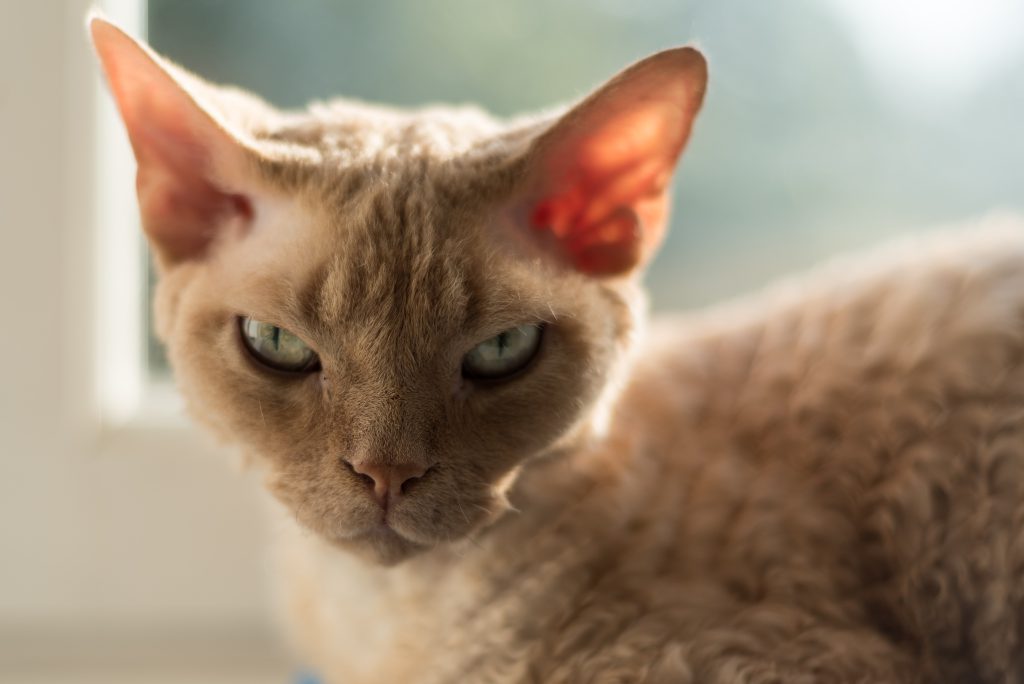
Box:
left=275, top=342, right=690, bottom=682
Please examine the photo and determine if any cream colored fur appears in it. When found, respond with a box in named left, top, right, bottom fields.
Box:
left=277, top=215, right=1024, bottom=683
left=90, top=16, right=1024, bottom=683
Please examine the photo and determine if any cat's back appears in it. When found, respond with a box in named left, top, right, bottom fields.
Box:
left=632, top=213, right=1024, bottom=681
left=643, top=213, right=1024, bottom=453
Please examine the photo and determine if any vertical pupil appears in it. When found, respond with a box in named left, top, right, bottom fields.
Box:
left=272, top=326, right=281, bottom=351
left=497, top=332, right=508, bottom=356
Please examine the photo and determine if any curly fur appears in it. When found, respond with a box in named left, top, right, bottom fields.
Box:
left=278, top=216, right=1024, bottom=683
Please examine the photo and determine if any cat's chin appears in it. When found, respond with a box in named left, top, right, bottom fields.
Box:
left=333, top=524, right=430, bottom=566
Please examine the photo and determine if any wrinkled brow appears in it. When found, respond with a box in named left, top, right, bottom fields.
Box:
left=296, top=185, right=480, bottom=345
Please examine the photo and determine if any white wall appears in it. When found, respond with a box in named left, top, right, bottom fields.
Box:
left=0, top=0, right=287, bottom=675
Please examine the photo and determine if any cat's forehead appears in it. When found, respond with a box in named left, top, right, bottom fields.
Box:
left=255, top=99, right=525, bottom=174
left=221, top=102, right=554, bottom=352
left=302, top=179, right=479, bottom=332
left=231, top=166, right=544, bottom=356
left=246, top=99, right=549, bottom=225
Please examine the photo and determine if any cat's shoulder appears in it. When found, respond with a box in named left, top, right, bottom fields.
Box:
left=637, top=213, right=1024, bottom=414
left=651, top=212, right=1024, bottom=350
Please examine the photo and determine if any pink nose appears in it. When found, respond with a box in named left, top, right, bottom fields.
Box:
left=347, top=460, right=432, bottom=506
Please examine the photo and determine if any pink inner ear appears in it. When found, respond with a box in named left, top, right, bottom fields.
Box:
left=133, top=113, right=252, bottom=264
left=138, top=167, right=251, bottom=264
left=528, top=104, right=682, bottom=275
left=524, top=47, right=706, bottom=276
left=91, top=18, right=254, bottom=266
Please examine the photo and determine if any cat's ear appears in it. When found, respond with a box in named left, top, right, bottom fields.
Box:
left=89, top=15, right=258, bottom=268
left=522, top=48, right=707, bottom=276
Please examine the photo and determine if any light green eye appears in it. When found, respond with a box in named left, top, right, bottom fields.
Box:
left=462, top=324, right=543, bottom=380
left=239, top=317, right=319, bottom=372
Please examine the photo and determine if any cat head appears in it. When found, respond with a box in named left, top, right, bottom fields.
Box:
left=90, top=16, right=706, bottom=565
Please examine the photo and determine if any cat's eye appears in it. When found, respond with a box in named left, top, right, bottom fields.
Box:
left=239, top=317, right=319, bottom=373
left=462, top=324, right=543, bottom=380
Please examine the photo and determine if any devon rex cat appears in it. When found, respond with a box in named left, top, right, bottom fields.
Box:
left=91, top=15, right=1024, bottom=683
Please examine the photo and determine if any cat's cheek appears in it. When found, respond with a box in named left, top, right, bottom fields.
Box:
left=452, top=376, right=474, bottom=402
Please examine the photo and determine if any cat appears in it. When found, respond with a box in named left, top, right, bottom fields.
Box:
left=90, top=14, right=1024, bottom=684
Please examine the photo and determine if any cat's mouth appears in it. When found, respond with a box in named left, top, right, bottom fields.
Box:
left=367, top=513, right=419, bottom=544
left=274, top=463, right=521, bottom=565
left=318, top=489, right=509, bottom=565
left=334, top=520, right=430, bottom=565
left=317, top=506, right=453, bottom=563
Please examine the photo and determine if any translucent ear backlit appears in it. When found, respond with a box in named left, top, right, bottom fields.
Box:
left=90, top=16, right=255, bottom=267
left=524, top=47, right=707, bottom=276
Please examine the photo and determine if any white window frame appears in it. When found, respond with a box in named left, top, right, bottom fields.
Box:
left=0, top=0, right=281, bottom=663
left=90, top=0, right=189, bottom=436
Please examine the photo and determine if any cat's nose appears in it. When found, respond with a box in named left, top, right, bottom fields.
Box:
left=346, top=459, right=432, bottom=507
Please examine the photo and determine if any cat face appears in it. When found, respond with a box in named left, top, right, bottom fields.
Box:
left=90, top=16, right=706, bottom=564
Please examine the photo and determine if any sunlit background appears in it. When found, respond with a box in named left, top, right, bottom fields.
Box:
left=3, top=0, right=1022, bottom=682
